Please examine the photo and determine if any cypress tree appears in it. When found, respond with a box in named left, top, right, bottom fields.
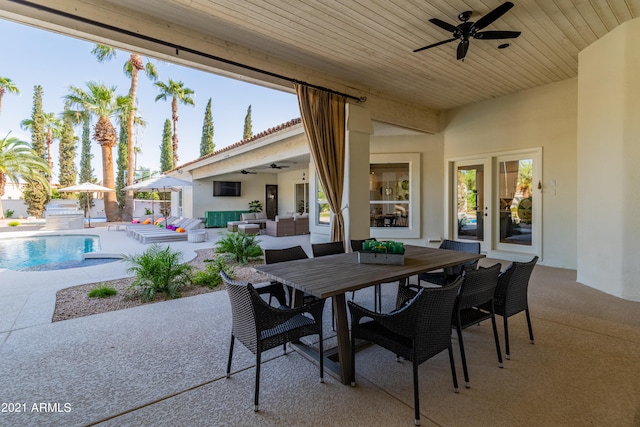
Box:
left=78, top=112, right=95, bottom=216
left=199, top=97, right=214, bottom=156
left=243, top=104, right=253, bottom=140
left=22, top=85, right=49, bottom=217
left=58, top=101, right=77, bottom=196
left=160, top=119, right=173, bottom=172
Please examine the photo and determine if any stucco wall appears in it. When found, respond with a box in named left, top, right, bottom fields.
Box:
left=443, top=78, right=578, bottom=269
left=577, top=17, right=640, bottom=301
left=191, top=173, right=278, bottom=219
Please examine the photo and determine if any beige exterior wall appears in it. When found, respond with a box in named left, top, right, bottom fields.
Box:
left=369, top=133, right=444, bottom=246
left=577, top=17, right=640, bottom=301
left=443, top=78, right=579, bottom=269
left=189, top=173, right=278, bottom=218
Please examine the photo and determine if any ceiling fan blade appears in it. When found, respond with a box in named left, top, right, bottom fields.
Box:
left=269, top=163, right=290, bottom=169
left=474, top=30, right=521, bottom=40
left=413, top=37, right=457, bottom=53
left=472, top=1, right=514, bottom=32
left=457, top=40, right=469, bottom=60
left=428, top=18, right=459, bottom=33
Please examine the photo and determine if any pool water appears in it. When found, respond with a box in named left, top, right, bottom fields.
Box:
left=0, top=234, right=116, bottom=271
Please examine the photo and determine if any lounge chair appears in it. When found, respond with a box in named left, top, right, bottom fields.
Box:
left=125, top=216, right=180, bottom=236
left=138, top=219, right=203, bottom=244
left=132, top=218, right=198, bottom=241
left=130, top=218, right=192, bottom=241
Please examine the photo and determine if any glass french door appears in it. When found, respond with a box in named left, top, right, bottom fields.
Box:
left=454, top=159, right=491, bottom=253
left=495, top=152, right=539, bottom=254
left=452, top=149, right=541, bottom=257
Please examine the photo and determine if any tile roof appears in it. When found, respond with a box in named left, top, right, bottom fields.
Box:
left=170, top=118, right=302, bottom=171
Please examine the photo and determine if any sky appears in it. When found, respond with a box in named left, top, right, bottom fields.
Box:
left=0, top=18, right=301, bottom=183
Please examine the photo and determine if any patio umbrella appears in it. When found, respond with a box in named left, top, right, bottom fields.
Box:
left=58, top=182, right=115, bottom=228
left=123, top=175, right=192, bottom=224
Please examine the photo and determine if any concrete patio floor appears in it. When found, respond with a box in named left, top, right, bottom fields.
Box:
left=1, top=226, right=639, bottom=426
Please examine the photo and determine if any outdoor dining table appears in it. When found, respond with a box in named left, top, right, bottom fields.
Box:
left=254, top=244, right=485, bottom=385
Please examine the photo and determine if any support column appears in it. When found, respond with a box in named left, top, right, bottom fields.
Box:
left=343, top=103, right=374, bottom=247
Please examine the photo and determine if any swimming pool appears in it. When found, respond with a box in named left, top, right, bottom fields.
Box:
left=0, top=234, right=119, bottom=271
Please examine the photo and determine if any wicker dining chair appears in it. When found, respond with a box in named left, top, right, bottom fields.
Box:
left=490, top=256, right=539, bottom=359
left=418, top=239, right=481, bottom=286
left=451, top=263, right=503, bottom=388
left=350, top=239, right=382, bottom=312
left=349, top=277, right=462, bottom=426
left=263, top=245, right=312, bottom=307
left=311, top=241, right=345, bottom=257
left=311, top=241, right=345, bottom=329
left=221, top=271, right=325, bottom=412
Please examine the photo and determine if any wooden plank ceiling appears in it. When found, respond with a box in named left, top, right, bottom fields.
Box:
left=100, top=0, right=640, bottom=111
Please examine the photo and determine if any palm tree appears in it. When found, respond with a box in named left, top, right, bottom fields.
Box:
left=0, top=135, right=50, bottom=219
left=0, top=77, right=20, bottom=118
left=65, top=82, right=124, bottom=221
left=115, top=95, right=145, bottom=212
left=20, top=112, right=63, bottom=184
left=92, top=45, right=158, bottom=221
left=154, top=79, right=195, bottom=165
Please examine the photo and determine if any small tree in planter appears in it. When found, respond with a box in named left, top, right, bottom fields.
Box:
left=248, top=200, right=262, bottom=213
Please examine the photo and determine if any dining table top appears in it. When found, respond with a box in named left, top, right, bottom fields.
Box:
left=254, top=244, right=485, bottom=299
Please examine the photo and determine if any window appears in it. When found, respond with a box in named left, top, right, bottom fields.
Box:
left=316, top=178, right=330, bottom=226
left=369, top=163, right=410, bottom=228
left=370, top=153, right=421, bottom=239
left=295, top=182, right=309, bottom=214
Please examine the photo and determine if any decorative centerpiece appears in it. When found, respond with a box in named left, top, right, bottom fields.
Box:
left=358, top=239, right=405, bottom=265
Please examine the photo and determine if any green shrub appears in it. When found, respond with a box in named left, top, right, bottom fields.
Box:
left=214, top=231, right=263, bottom=264
left=123, top=245, right=193, bottom=302
left=192, top=257, right=235, bottom=288
left=4, top=209, right=14, bottom=218
left=88, top=285, right=117, bottom=298
left=7, top=221, right=20, bottom=227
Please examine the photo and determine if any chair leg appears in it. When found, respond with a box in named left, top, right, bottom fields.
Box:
left=447, top=346, right=459, bottom=393
left=491, top=314, right=504, bottom=368
left=525, top=308, right=535, bottom=344
left=503, top=315, right=511, bottom=360
left=226, top=335, right=235, bottom=378
left=254, top=351, right=261, bottom=412
left=412, top=358, right=420, bottom=426
left=455, top=323, right=470, bottom=388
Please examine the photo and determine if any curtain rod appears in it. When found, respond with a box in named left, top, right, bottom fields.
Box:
left=11, top=0, right=367, bottom=103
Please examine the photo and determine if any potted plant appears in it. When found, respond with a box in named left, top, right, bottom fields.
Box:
left=248, top=200, right=263, bottom=213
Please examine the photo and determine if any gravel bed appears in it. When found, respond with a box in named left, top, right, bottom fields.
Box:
left=52, top=249, right=268, bottom=322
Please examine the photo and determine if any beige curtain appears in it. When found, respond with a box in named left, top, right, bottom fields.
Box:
left=295, top=84, right=346, bottom=242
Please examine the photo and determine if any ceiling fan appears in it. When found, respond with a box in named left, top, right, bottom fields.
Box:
left=413, top=1, right=521, bottom=61
left=269, top=163, right=290, bottom=169
left=240, top=169, right=257, bottom=174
